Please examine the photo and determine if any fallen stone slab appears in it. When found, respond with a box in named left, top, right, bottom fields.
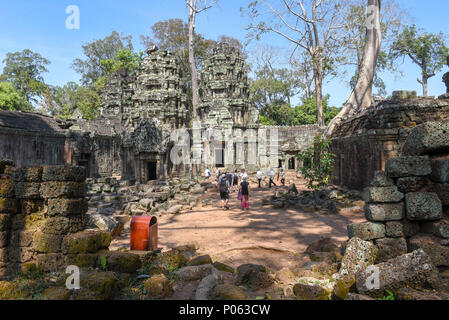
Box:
left=235, top=264, right=273, bottom=289
left=386, top=156, right=432, bottom=178
left=194, top=269, right=223, bottom=300
left=339, top=237, right=378, bottom=278
left=405, top=192, right=443, bottom=221
left=174, top=264, right=215, bottom=281
left=356, top=249, right=440, bottom=298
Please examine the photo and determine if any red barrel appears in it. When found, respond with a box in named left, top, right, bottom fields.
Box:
left=130, top=216, right=158, bottom=251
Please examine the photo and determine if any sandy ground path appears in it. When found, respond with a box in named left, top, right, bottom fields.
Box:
left=111, top=178, right=365, bottom=271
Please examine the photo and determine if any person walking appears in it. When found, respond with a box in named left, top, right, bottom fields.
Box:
left=218, top=174, right=230, bottom=210
left=280, top=169, right=286, bottom=186
left=256, top=169, right=263, bottom=188
left=233, top=170, right=239, bottom=192
left=226, top=170, right=233, bottom=192
left=240, top=169, right=248, bottom=184
left=239, top=176, right=250, bottom=210
left=268, top=168, right=277, bottom=188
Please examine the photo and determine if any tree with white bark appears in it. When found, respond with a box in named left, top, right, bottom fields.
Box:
left=185, top=0, right=217, bottom=122
left=325, top=0, right=382, bottom=136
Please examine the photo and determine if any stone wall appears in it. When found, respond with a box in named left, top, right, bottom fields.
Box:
left=0, top=161, right=111, bottom=277
left=331, top=94, right=449, bottom=190
left=347, top=122, right=449, bottom=268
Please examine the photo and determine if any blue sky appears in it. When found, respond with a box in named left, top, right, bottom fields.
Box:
left=1, top=0, right=449, bottom=107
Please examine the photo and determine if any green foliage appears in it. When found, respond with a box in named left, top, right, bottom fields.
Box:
left=293, top=97, right=340, bottom=126
left=0, top=81, right=30, bottom=111
left=100, top=49, right=144, bottom=76
left=72, top=31, right=134, bottom=86
left=258, top=96, right=340, bottom=126
left=390, top=25, right=449, bottom=81
left=1, top=49, right=50, bottom=108
left=296, top=136, right=336, bottom=190
left=377, top=290, right=395, bottom=301
left=40, top=82, right=100, bottom=120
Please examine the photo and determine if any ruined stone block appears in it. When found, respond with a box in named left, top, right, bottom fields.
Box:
left=65, top=253, right=99, bottom=268
left=365, top=203, right=404, bottom=222
left=375, top=237, right=408, bottom=263
left=386, top=156, right=431, bottom=178
left=363, top=187, right=404, bottom=203
left=434, top=183, right=449, bottom=205
left=402, top=122, right=449, bottom=156
left=10, top=230, right=35, bottom=247
left=406, top=192, right=443, bottom=221
left=408, top=234, right=449, bottom=267
left=0, top=160, right=14, bottom=176
left=42, top=165, right=86, bottom=182
left=396, top=177, right=428, bottom=193
left=0, top=175, right=15, bottom=198
left=430, top=159, right=449, bottom=183
left=11, top=212, right=46, bottom=231
left=41, top=215, right=88, bottom=235
left=356, top=249, right=440, bottom=298
left=421, top=220, right=449, bottom=239
left=40, top=181, right=86, bottom=199
left=13, top=167, right=42, bottom=182
left=20, top=199, right=44, bottom=215
left=33, top=232, right=64, bottom=253
left=385, top=220, right=420, bottom=238
left=7, top=246, right=35, bottom=263
left=14, top=182, right=40, bottom=199
left=36, top=253, right=65, bottom=272
left=339, top=237, right=378, bottom=278
left=347, top=222, right=386, bottom=241
left=370, top=171, right=394, bottom=187
left=0, top=198, right=18, bottom=214
left=62, top=230, right=111, bottom=254
left=47, top=198, right=88, bottom=217
left=0, top=214, right=11, bottom=231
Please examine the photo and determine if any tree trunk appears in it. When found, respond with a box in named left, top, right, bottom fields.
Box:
left=419, top=76, right=428, bottom=97
left=188, top=1, right=199, bottom=121
left=325, top=0, right=382, bottom=137
left=313, top=56, right=325, bottom=127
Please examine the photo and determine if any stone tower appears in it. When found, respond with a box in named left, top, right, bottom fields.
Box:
left=198, top=43, right=259, bottom=129
left=125, top=46, right=188, bottom=130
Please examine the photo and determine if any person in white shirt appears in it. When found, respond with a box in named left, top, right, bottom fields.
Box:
left=239, top=169, right=248, bottom=184
left=256, top=170, right=263, bottom=188
left=205, top=168, right=211, bottom=179
left=279, top=169, right=285, bottom=186
left=268, top=169, right=277, bottom=188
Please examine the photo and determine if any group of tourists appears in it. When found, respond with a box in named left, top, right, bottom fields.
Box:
left=204, top=167, right=286, bottom=211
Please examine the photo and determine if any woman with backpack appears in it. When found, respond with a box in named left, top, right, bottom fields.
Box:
left=239, top=176, right=250, bottom=210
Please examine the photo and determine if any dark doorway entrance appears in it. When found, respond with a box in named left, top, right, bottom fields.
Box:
left=147, top=162, right=157, bottom=181
left=288, top=157, right=296, bottom=170
left=215, top=142, right=225, bottom=168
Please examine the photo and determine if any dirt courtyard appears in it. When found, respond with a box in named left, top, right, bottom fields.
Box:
left=111, top=176, right=366, bottom=271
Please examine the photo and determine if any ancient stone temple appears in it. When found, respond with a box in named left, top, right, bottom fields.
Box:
left=0, top=43, right=323, bottom=184
left=198, top=43, right=259, bottom=129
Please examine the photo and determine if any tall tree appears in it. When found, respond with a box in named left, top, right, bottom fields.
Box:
left=72, top=31, right=133, bottom=86
left=185, top=0, right=217, bottom=121
left=344, top=0, right=407, bottom=96
left=390, top=25, right=449, bottom=97
left=326, top=0, right=382, bottom=136
left=244, top=0, right=348, bottom=127
left=1, top=49, right=50, bottom=108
